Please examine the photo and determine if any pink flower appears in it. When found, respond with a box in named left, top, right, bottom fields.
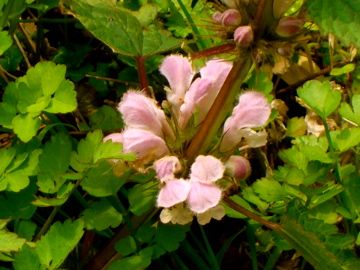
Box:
left=105, top=129, right=169, bottom=164
left=156, top=155, right=224, bottom=214
left=154, top=156, right=181, bottom=180
left=159, top=55, right=195, bottom=111
left=118, top=91, right=173, bottom=138
left=220, top=91, right=271, bottom=151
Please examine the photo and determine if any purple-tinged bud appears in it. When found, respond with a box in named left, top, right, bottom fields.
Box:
left=275, top=17, right=304, bottom=37
left=225, top=156, right=251, bottom=180
left=213, top=9, right=242, bottom=26
left=234, top=25, right=253, bottom=47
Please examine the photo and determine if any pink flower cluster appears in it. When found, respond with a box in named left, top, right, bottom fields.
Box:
left=105, top=55, right=271, bottom=224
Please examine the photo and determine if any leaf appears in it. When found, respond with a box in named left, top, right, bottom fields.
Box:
left=0, top=30, right=12, bottom=56
left=330, top=128, right=360, bottom=152
left=108, top=247, right=153, bottom=270
left=89, top=105, right=123, bottom=131
left=339, top=94, right=360, bottom=126
left=12, top=114, right=41, bottom=142
left=45, top=80, right=77, bottom=113
left=67, top=0, right=143, bottom=56
left=128, top=180, right=158, bottom=215
left=13, top=244, right=44, bottom=270
left=16, top=220, right=37, bottom=241
left=82, top=200, right=123, bottom=231
left=252, top=178, right=286, bottom=202
left=0, top=229, right=26, bottom=252
left=115, top=236, right=137, bottom=256
left=81, top=160, right=126, bottom=197
left=35, top=219, right=84, bottom=270
left=154, top=223, right=189, bottom=257
left=94, top=140, right=135, bottom=163
left=330, top=63, right=355, bottom=76
left=307, top=0, right=360, bottom=48
left=286, top=117, right=307, bottom=137
left=297, top=80, right=341, bottom=119
left=142, top=27, right=181, bottom=56
left=0, top=147, right=16, bottom=175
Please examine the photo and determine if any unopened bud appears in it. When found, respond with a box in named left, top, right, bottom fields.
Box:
left=225, top=155, right=251, bottom=180
left=213, top=9, right=242, bottom=26
left=275, top=17, right=304, bottom=37
left=233, top=25, right=253, bottom=47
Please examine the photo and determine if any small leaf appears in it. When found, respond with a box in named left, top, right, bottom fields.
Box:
left=330, top=63, right=355, bottom=76
left=89, top=105, right=123, bottom=131
left=252, top=178, right=285, bottom=202
left=154, top=223, right=189, bottom=257
left=339, top=94, right=360, bottom=126
left=128, top=180, right=158, bottom=216
left=82, top=200, right=123, bottom=231
left=331, top=128, right=360, bottom=152
left=0, top=31, right=12, bottom=56
left=108, top=247, right=153, bottom=270
left=94, top=140, right=135, bottom=163
left=115, top=236, right=137, bottom=256
left=142, top=27, right=181, bottom=56
left=12, top=114, right=41, bottom=142
left=45, top=80, right=77, bottom=113
left=13, top=244, right=44, bottom=270
left=297, top=80, right=341, bottom=119
left=286, top=117, right=307, bottom=137
left=35, top=219, right=84, bottom=270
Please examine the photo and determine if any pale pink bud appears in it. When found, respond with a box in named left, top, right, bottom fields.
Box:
left=225, top=155, right=251, bottom=180
left=157, top=178, right=191, bottom=208
left=159, top=55, right=195, bottom=110
left=234, top=25, right=253, bottom=47
left=118, top=91, right=173, bottom=138
left=220, top=91, right=271, bottom=151
left=179, top=59, right=232, bottom=128
left=154, top=156, right=181, bottom=181
left=213, top=9, right=242, bottom=26
left=275, top=17, right=304, bottom=37
left=120, top=128, right=169, bottom=164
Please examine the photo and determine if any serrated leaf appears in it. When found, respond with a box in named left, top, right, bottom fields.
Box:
left=108, top=247, right=153, bottom=270
left=154, top=223, right=189, bottom=256
left=68, top=0, right=143, bottom=56
left=128, top=180, right=158, bottom=216
left=115, top=236, right=137, bottom=256
left=339, top=94, right=360, bottom=126
left=89, top=105, right=123, bottom=131
left=0, top=229, right=26, bottom=252
left=13, top=244, right=44, bottom=270
left=0, top=147, right=16, bottom=175
left=307, top=0, right=360, bottom=48
left=0, top=31, right=12, bottom=56
left=252, top=178, right=285, bottom=202
left=142, top=27, right=180, bottom=56
left=33, top=183, right=74, bottom=206
left=16, top=220, right=37, bottom=241
left=82, top=200, right=122, bottom=231
left=12, top=114, right=41, bottom=142
left=81, top=160, right=125, bottom=197
left=297, top=80, right=341, bottom=119
left=94, top=140, right=135, bottom=163
left=35, top=219, right=84, bottom=270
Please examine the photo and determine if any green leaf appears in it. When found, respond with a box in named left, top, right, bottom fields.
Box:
left=307, top=0, right=360, bottom=48
left=115, top=236, right=137, bottom=256
left=81, top=160, right=126, bottom=197
left=330, top=128, right=360, bottom=152
left=330, top=63, right=355, bottom=76
left=33, top=183, right=74, bottom=207
left=0, top=229, right=26, bottom=252
left=108, top=247, right=153, bottom=270
left=82, top=199, right=123, bottom=231
left=68, top=0, right=143, bottom=56
left=89, top=105, right=123, bottom=131
left=45, top=80, right=77, bottom=113
left=35, top=219, right=84, bottom=270
left=0, top=31, right=12, bottom=56
left=94, top=140, right=135, bottom=163
left=128, top=180, right=158, bottom=215
left=154, top=223, right=189, bottom=257
left=252, top=178, right=285, bottom=202
left=0, top=147, right=16, bottom=175
left=247, top=70, right=273, bottom=97
left=142, top=27, right=181, bottom=56
left=297, top=80, right=341, bottom=119
left=13, top=244, right=44, bottom=270
left=16, top=220, right=37, bottom=241
left=12, top=114, right=41, bottom=142
left=339, top=94, right=360, bottom=126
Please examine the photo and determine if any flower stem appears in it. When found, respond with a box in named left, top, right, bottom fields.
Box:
left=135, top=56, right=150, bottom=95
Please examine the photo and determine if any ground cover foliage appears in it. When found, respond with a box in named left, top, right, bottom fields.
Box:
left=0, top=0, right=360, bottom=269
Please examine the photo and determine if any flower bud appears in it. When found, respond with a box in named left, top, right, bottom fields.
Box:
left=213, top=9, right=242, bottom=27
left=225, top=155, right=251, bottom=180
left=233, top=25, right=253, bottom=47
left=275, top=17, right=304, bottom=37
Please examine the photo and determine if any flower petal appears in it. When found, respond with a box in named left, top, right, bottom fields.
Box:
left=190, top=155, right=224, bottom=183
left=187, top=182, right=222, bottom=214
left=197, top=205, right=225, bottom=225
left=159, top=55, right=195, bottom=109
left=118, top=91, right=172, bottom=138
left=157, top=179, right=191, bottom=208
left=154, top=156, right=181, bottom=181
left=121, top=128, right=169, bottom=163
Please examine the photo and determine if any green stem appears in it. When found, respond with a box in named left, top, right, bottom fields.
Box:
left=34, top=206, right=60, bottom=241
left=176, top=0, right=206, bottom=50
left=246, top=223, right=259, bottom=270
left=323, top=119, right=342, bottom=183
left=264, top=246, right=282, bottom=270
left=199, top=225, right=220, bottom=270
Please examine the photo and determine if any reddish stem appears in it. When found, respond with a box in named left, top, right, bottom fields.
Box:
left=136, top=56, right=150, bottom=95
left=190, top=43, right=236, bottom=59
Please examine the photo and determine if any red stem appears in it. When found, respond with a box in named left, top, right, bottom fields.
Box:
left=136, top=56, right=150, bottom=95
